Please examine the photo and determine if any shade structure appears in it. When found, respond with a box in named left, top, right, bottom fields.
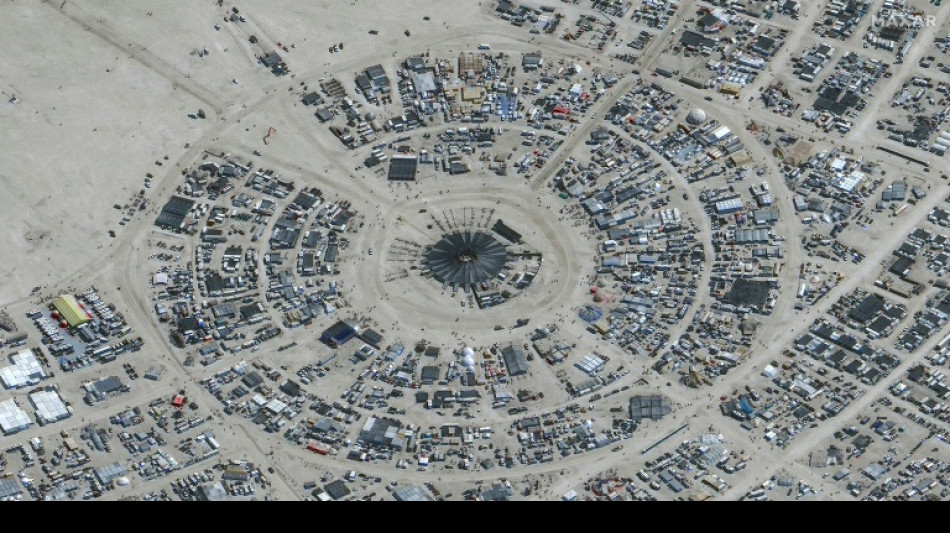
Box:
left=578, top=306, right=603, bottom=323
left=52, top=294, right=91, bottom=328
left=424, top=231, right=509, bottom=288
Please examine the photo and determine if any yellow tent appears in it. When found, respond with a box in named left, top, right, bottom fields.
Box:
left=720, top=82, right=741, bottom=96
left=53, top=295, right=91, bottom=328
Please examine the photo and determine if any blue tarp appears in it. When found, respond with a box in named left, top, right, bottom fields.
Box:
left=738, top=397, right=755, bottom=414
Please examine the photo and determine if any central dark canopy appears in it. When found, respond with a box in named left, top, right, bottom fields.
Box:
left=424, top=231, right=508, bottom=288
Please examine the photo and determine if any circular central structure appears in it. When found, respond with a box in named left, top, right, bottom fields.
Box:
left=424, top=231, right=509, bottom=289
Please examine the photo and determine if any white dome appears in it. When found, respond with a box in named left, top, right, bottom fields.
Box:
left=461, top=347, right=477, bottom=368
left=686, top=108, right=708, bottom=125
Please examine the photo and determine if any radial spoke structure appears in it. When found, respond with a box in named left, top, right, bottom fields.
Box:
left=423, top=231, right=509, bottom=289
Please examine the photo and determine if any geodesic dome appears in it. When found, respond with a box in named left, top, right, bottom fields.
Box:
left=686, top=108, right=708, bottom=126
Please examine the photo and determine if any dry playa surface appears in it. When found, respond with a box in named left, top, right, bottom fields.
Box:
left=0, top=1, right=205, bottom=304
